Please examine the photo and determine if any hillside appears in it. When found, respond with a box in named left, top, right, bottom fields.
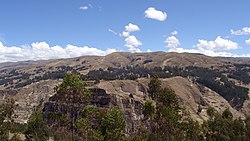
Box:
left=0, top=52, right=250, bottom=125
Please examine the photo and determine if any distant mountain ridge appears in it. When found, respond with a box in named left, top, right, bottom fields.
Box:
left=1, top=51, right=248, bottom=72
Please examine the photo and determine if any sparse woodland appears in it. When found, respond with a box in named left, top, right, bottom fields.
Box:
left=1, top=73, right=250, bottom=141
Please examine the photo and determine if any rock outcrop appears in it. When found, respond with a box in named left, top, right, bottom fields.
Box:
left=0, top=80, right=59, bottom=123
left=0, top=76, right=246, bottom=133
left=43, top=86, right=144, bottom=134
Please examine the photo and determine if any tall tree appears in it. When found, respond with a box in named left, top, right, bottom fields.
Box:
left=144, top=75, right=204, bottom=141
left=148, top=75, right=161, bottom=100
left=142, top=100, right=155, bottom=120
left=76, top=105, right=103, bottom=141
left=101, top=107, right=126, bottom=141
left=53, top=72, right=91, bottom=140
left=25, top=111, right=49, bottom=141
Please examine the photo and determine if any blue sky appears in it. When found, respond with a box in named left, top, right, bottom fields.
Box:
left=0, top=0, right=250, bottom=62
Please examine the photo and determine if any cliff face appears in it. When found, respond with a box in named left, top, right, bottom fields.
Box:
left=43, top=77, right=246, bottom=135
left=43, top=86, right=144, bottom=134
left=0, top=76, right=245, bottom=133
left=0, top=80, right=59, bottom=123
left=96, top=77, right=244, bottom=124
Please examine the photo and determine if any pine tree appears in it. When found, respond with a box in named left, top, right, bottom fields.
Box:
left=53, top=72, right=91, bottom=140
left=101, top=107, right=126, bottom=141
left=25, top=111, right=49, bottom=141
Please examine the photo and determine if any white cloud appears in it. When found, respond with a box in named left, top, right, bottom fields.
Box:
left=147, top=49, right=152, bottom=52
left=80, top=6, right=88, bottom=10
left=168, top=47, right=234, bottom=57
left=166, top=36, right=249, bottom=57
left=121, top=23, right=142, bottom=52
left=108, top=29, right=118, bottom=35
left=125, top=23, right=140, bottom=32
left=165, top=35, right=180, bottom=48
left=121, top=23, right=140, bottom=37
left=196, top=36, right=239, bottom=51
left=122, top=31, right=129, bottom=37
left=168, top=47, right=250, bottom=57
left=144, top=7, right=167, bottom=21
left=125, top=35, right=142, bottom=52
left=106, top=48, right=117, bottom=54
left=0, top=41, right=117, bottom=63
left=125, top=36, right=142, bottom=48
left=231, top=27, right=250, bottom=35
left=171, top=31, right=178, bottom=35
left=246, top=39, right=250, bottom=45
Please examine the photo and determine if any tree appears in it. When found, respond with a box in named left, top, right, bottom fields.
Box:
left=80, top=105, right=101, bottom=121
left=76, top=118, right=103, bottom=141
left=180, top=118, right=204, bottom=141
left=148, top=75, right=161, bottom=100
left=154, top=97, right=183, bottom=141
left=76, top=105, right=103, bottom=141
left=47, top=112, right=67, bottom=130
left=222, top=108, right=233, bottom=120
left=207, top=106, right=216, bottom=118
left=1, top=98, right=16, bottom=122
left=53, top=72, right=91, bottom=140
left=205, top=115, right=232, bottom=141
left=245, top=117, right=250, bottom=139
left=158, top=88, right=179, bottom=110
left=129, top=126, right=148, bottom=141
left=146, top=75, right=188, bottom=140
left=142, top=100, right=155, bottom=120
left=0, top=98, right=17, bottom=141
left=231, top=118, right=246, bottom=140
left=101, top=107, right=126, bottom=141
left=144, top=75, right=206, bottom=140
left=25, top=111, right=49, bottom=141
left=54, top=72, right=91, bottom=102
left=203, top=108, right=241, bottom=140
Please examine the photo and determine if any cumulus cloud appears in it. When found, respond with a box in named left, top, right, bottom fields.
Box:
left=124, top=35, right=142, bottom=52
left=79, top=6, right=88, bottom=10
left=168, top=47, right=250, bottom=57
left=196, top=36, right=239, bottom=51
left=168, top=47, right=235, bottom=57
left=231, top=27, right=250, bottom=35
left=165, top=35, right=180, bottom=48
left=166, top=36, right=249, bottom=57
left=246, top=39, right=250, bottom=45
left=144, top=7, right=167, bottom=21
left=121, top=23, right=142, bottom=52
left=122, top=31, right=129, bottom=37
left=122, top=23, right=140, bottom=36
left=125, top=23, right=140, bottom=32
left=0, top=41, right=117, bottom=63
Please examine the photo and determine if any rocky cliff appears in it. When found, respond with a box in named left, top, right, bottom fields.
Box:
left=0, top=76, right=246, bottom=136
left=40, top=76, right=245, bottom=135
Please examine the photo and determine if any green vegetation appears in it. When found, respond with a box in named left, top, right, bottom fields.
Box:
left=1, top=72, right=250, bottom=140
left=25, top=111, right=49, bottom=141
left=100, top=108, right=126, bottom=141
left=0, top=98, right=24, bottom=141
left=134, top=76, right=250, bottom=141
